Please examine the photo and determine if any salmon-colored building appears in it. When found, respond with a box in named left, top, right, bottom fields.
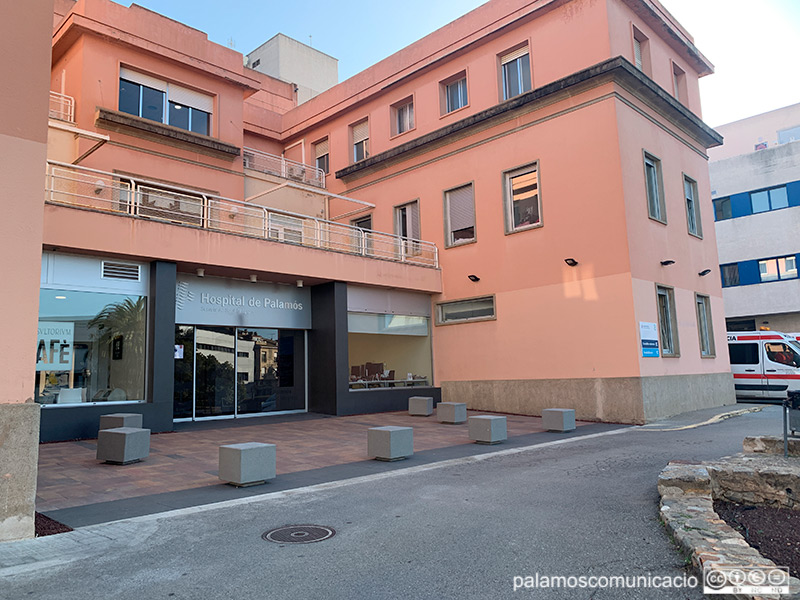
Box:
left=33, top=0, right=733, bottom=447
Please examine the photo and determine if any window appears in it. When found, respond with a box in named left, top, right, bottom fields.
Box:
left=644, top=152, right=665, bottom=222
left=750, top=185, right=789, bottom=213
left=442, top=73, right=468, bottom=114
left=721, top=264, right=740, bottom=288
left=444, top=183, right=476, bottom=246
left=684, top=176, right=701, bottom=237
left=758, top=256, right=798, bottom=283
left=314, top=138, right=329, bottom=174
left=35, top=289, right=147, bottom=405
left=713, top=197, right=732, bottom=221
left=351, top=120, right=369, bottom=162
left=392, top=98, right=414, bottom=136
left=632, top=26, right=650, bottom=74
left=352, top=215, right=372, bottom=254
left=672, top=62, right=687, bottom=103
left=500, top=47, right=531, bottom=100
left=504, top=163, right=541, bottom=232
left=118, top=68, right=212, bottom=135
left=656, top=285, right=679, bottom=356
left=729, top=343, right=759, bottom=365
left=437, top=296, right=495, bottom=325
left=778, top=125, right=800, bottom=145
left=695, top=294, right=714, bottom=357
left=395, top=201, right=420, bottom=239
left=765, top=342, right=800, bottom=367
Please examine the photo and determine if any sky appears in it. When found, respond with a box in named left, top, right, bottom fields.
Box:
left=120, top=0, right=800, bottom=127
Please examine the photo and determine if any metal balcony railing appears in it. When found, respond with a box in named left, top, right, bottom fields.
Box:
left=45, top=161, right=438, bottom=268
left=49, top=91, right=75, bottom=123
left=243, top=147, right=325, bottom=188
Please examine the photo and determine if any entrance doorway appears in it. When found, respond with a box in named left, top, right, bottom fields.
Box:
left=173, top=325, right=306, bottom=420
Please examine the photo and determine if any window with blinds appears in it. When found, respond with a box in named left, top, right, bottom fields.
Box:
left=504, top=163, right=541, bottom=232
left=118, top=67, right=213, bottom=135
left=500, top=46, right=531, bottom=100
left=351, top=120, right=369, bottom=162
left=632, top=27, right=649, bottom=74
left=445, top=184, right=476, bottom=246
left=314, top=138, right=330, bottom=174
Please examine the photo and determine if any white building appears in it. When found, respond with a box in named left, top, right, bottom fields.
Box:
left=710, top=103, right=800, bottom=332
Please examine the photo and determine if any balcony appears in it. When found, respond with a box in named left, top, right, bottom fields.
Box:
left=49, top=91, right=74, bottom=123
left=243, top=147, right=325, bottom=188
left=45, top=161, right=438, bottom=268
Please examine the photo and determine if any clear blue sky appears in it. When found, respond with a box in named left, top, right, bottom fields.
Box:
left=120, top=0, right=800, bottom=126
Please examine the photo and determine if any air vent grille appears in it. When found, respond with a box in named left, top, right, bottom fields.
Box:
left=102, top=261, right=141, bottom=281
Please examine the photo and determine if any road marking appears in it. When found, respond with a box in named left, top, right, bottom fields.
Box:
left=99, top=427, right=632, bottom=527
left=639, top=406, right=765, bottom=432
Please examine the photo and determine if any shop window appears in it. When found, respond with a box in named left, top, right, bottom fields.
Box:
left=504, top=163, right=541, bottom=232
left=35, top=289, right=147, bottom=406
left=348, top=313, right=432, bottom=390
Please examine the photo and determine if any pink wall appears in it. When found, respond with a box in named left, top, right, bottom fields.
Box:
left=1, top=0, right=52, bottom=402
left=606, top=0, right=705, bottom=116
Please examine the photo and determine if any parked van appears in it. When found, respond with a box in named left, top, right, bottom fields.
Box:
left=728, top=331, right=800, bottom=400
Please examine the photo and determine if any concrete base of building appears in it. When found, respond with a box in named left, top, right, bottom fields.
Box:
left=441, top=373, right=735, bottom=425
left=0, top=402, right=40, bottom=542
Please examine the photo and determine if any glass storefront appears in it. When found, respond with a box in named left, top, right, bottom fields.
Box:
left=347, top=312, right=432, bottom=389
left=174, top=325, right=305, bottom=419
left=35, top=288, right=147, bottom=405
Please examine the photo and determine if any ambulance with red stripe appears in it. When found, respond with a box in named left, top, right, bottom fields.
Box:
left=728, top=331, right=800, bottom=400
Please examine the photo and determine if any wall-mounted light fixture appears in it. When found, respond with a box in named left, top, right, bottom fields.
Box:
left=564, top=258, right=579, bottom=267
left=467, top=274, right=480, bottom=282
left=196, top=268, right=205, bottom=277
left=660, top=260, right=676, bottom=266
left=250, top=274, right=258, bottom=283
left=296, top=279, right=304, bottom=288
left=698, top=269, right=712, bottom=277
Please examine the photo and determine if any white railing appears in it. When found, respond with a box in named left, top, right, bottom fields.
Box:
left=49, top=91, right=75, bottom=123
left=45, top=161, right=438, bottom=268
left=243, top=147, right=325, bottom=188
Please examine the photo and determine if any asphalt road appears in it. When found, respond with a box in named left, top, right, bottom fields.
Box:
left=1, top=404, right=783, bottom=599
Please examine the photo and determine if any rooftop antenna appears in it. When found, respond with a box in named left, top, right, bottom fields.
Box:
left=227, top=37, right=235, bottom=49
left=309, top=35, right=312, bottom=47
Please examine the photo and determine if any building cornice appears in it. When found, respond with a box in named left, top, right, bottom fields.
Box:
left=335, top=57, right=722, bottom=182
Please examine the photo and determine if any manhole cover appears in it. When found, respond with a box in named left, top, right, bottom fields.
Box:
left=262, top=525, right=335, bottom=544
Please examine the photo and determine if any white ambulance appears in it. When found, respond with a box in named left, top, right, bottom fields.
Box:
left=727, top=331, right=800, bottom=400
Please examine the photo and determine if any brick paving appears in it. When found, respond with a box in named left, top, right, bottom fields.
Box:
left=36, top=410, right=569, bottom=513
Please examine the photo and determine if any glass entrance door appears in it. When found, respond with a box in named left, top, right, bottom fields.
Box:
left=174, top=325, right=305, bottom=420
left=194, top=326, right=236, bottom=418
